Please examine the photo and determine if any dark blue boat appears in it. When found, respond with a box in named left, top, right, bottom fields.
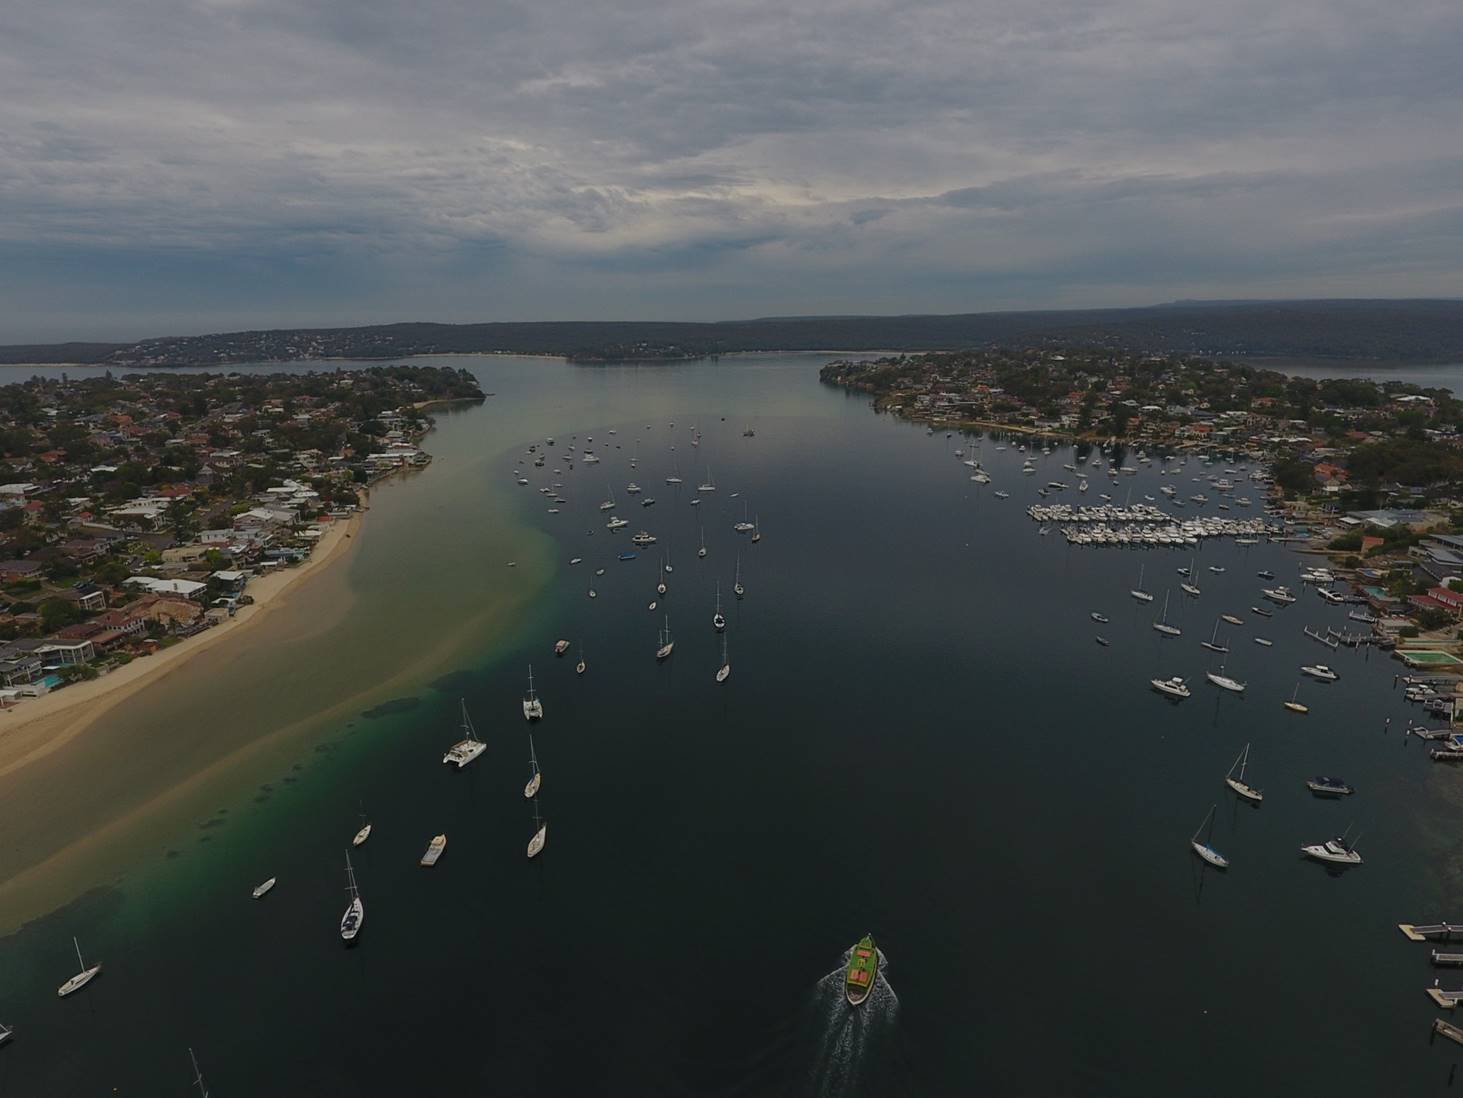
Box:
left=618, top=551, right=638, bottom=561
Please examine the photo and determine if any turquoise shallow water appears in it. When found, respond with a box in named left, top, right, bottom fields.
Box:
left=1, top=354, right=1462, bottom=1095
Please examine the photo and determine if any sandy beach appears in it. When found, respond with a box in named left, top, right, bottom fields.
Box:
left=0, top=510, right=363, bottom=780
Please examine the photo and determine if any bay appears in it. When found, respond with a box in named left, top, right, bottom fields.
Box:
left=0, top=354, right=1458, bottom=1095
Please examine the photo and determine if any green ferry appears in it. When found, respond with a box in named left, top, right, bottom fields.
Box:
left=845, top=934, right=878, bottom=1006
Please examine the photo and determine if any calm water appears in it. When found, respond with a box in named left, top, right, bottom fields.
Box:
left=2, top=355, right=1462, bottom=1096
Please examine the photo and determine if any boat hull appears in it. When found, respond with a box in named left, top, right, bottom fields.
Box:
left=57, top=966, right=102, bottom=998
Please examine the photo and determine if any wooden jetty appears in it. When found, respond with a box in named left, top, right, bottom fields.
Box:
left=1430, top=748, right=1463, bottom=763
left=1408, top=726, right=1456, bottom=741
left=1401, top=923, right=1463, bottom=942
left=1434, top=1018, right=1463, bottom=1047
left=1433, top=951, right=1463, bottom=966
left=1428, top=985, right=1463, bottom=1009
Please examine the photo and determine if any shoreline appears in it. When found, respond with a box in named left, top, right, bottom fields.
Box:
left=0, top=509, right=363, bottom=780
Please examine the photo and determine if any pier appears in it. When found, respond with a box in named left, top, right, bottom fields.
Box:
left=1427, top=986, right=1463, bottom=1009
left=1400, top=923, right=1463, bottom=942
left=1433, top=951, right=1463, bottom=966
left=1434, top=1019, right=1463, bottom=1047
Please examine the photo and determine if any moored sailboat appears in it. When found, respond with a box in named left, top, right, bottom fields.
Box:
left=716, top=632, right=730, bottom=683
left=1224, top=743, right=1263, bottom=803
left=527, top=799, right=547, bottom=859
left=525, top=734, right=542, bottom=798
left=56, top=937, right=102, bottom=998
left=1190, top=804, right=1230, bottom=869
left=656, top=616, right=675, bottom=660
left=713, top=581, right=726, bottom=632
left=443, top=698, right=487, bottom=767
left=523, top=665, right=544, bottom=721
left=340, top=852, right=365, bottom=942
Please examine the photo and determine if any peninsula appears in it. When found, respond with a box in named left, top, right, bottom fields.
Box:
left=0, top=365, right=482, bottom=727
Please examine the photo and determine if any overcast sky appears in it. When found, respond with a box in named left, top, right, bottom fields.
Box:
left=1, top=0, right=1460, bottom=341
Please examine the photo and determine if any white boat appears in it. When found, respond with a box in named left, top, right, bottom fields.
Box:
left=1301, top=664, right=1339, bottom=682
left=569, top=557, right=583, bottom=566
left=1220, top=614, right=1243, bottom=626
left=576, top=642, right=586, bottom=676
left=648, top=599, right=658, bottom=611
left=443, top=698, right=487, bottom=767
left=656, top=616, right=675, bottom=660
left=527, top=800, right=547, bottom=859
left=734, top=501, right=755, bottom=533
left=1201, top=620, right=1229, bottom=653
left=554, top=639, right=571, bottom=656
left=698, top=468, right=716, bottom=492
left=1191, top=805, right=1230, bottom=869
left=523, top=666, right=544, bottom=721
left=1284, top=683, right=1309, bottom=714
left=657, top=561, right=668, bottom=596
left=751, top=515, right=762, bottom=543
left=420, top=834, right=447, bottom=867
left=1208, top=565, right=1226, bottom=574
left=733, top=555, right=745, bottom=599
left=525, top=734, right=542, bottom=798
left=606, top=517, right=629, bottom=530
left=1253, top=637, right=1273, bottom=647
left=713, top=581, right=726, bottom=632
left=716, top=633, right=730, bottom=683
left=1, top=1022, right=12, bottom=1047
left=1206, top=668, right=1246, bottom=693
left=252, top=876, right=277, bottom=900
left=625, top=482, right=642, bottom=494
left=340, top=852, right=365, bottom=941
left=698, top=526, right=708, bottom=559
left=1091, top=612, right=1109, bottom=623
left=599, top=487, right=616, bottom=511
left=1151, top=676, right=1191, bottom=699
left=631, top=531, right=657, bottom=547
left=1301, top=833, right=1363, bottom=866
left=1224, top=743, right=1263, bottom=803
left=57, top=937, right=103, bottom=998
left=1152, top=591, right=1182, bottom=636
left=1263, top=586, right=1296, bottom=605
left=994, top=491, right=1010, bottom=499
left=1130, top=563, right=1154, bottom=603
left=352, top=813, right=372, bottom=847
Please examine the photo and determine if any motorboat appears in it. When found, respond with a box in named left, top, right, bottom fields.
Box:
left=1151, top=676, right=1191, bottom=700
left=1301, top=664, right=1339, bottom=682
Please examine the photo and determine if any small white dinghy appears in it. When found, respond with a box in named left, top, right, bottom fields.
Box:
left=420, top=834, right=447, bottom=867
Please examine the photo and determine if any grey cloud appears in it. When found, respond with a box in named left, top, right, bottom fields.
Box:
left=0, top=0, right=1460, bottom=340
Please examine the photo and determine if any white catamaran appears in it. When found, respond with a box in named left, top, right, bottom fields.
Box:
left=523, top=665, right=544, bottom=721
left=443, top=698, right=487, bottom=767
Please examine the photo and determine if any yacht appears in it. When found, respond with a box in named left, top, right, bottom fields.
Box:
left=712, top=582, right=726, bottom=632
left=1301, top=664, right=1339, bottom=682
left=1130, top=564, right=1154, bottom=603
left=716, top=632, right=731, bottom=683
left=733, top=556, right=745, bottom=599
left=697, top=468, right=716, bottom=492
left=606, top=517, right=629, bottom=530
left=340, top=852, right=365, bottom=943
left=1224, top=744, right=1263, bottom=803
left=1284, top=684, right=1309, bottom=714
left=1191, top=805, right=1229, bottom=869
left=1206, top=669, right=1246, bottom=693
left=631, top=531, right=657, bottom=547
left=752, top=516, right=762, bottom=543
left=576, top=642, right=586, bottom=676
left=352, top=815, right=372, bottom=847
left=1090, top=612, right=1109, bottom=624
left=1151, top=676, right=1191, bottom=700
left=1301, top=835, right=1363, bottom=866
left=1256, top=569, right=1276, bottom=580
left=57, top=937, right=103, bottom=998
left=443, top=699, right=487, bottom=767
left=554, top=639, right=571, bottom=656
left=1305, top=776, right=1354, bottom=797
left=523, top=666, right=544, bottom=721
left=1152, top=591, right=1182, bottom=636
left=625, top=483, right=641, bottom=494
left=252, top=877, right=277, bottom=900
left=1263, top=586, right=1296, bottom=605
left=1251, top=605, right=1273, bottom=618
left=1253, top=637, right=1273, bottom=647
left=420, top=834, right=448, bottom=867
left=656, top=617, right=675, bottom=661
left=525, top=734, right=542, bottom=798
left=527, top=800, right=547, bottom=859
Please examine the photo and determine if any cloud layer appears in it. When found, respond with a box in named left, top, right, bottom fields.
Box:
left=2, top=0, right=1460, bottom=340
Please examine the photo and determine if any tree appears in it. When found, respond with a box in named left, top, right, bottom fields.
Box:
left=39, top=598, right=82, bottom=630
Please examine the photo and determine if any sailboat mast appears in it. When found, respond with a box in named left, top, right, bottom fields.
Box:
left=190, top=1048, right=209, bottom=1098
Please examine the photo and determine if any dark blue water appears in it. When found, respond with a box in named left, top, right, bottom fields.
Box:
left=1, top=357, right=1461, bottom=1096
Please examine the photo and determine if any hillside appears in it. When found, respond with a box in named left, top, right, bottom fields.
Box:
left=3, top=300, right=1462, bottom=367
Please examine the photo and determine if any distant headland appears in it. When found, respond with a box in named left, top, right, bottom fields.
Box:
left=4, top=299, right=1463, bottom=368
